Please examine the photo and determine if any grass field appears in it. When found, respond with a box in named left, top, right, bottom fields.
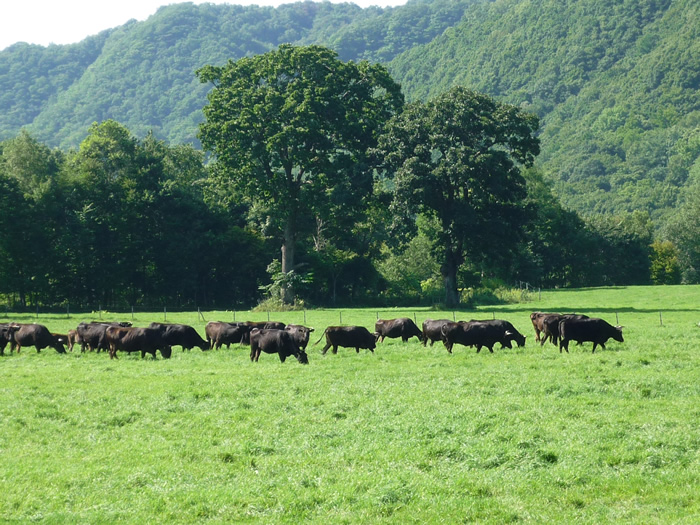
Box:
left=1, top=285, right=699, bottom=523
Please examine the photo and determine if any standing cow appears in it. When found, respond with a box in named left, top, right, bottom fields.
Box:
left=205, top=321, right=251, bottom=349
left=541, top=314, right=589, bottom=346
left=530, top=312, right=560, bottom=343
left=249, top=328, right=308, bottom=364
left=284, top=324, right=315, bottom=350
left=558, top=317, right=624, bottom=353
left=441, top=321, right=517, bottom=354
left=421, top=319, right=453, bottom=347
left=105, top=326, right=172, bottom=360
left=149, top=322, right=209, bottom=351
left=315, top=326, right=377, bottom=355
left=375, top=318, right=423, bottom=343
left=0, top=323, right=20, bottom=355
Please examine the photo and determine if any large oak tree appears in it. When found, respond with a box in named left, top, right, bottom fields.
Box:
left=376, top=87, right=540, bottom=306
left=197, top=44, right=403, bottom=303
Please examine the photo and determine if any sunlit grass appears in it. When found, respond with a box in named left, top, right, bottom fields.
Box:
left=1, top=285, right=699, bottom=522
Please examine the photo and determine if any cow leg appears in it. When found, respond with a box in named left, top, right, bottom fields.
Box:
left=355, top=347, right=360, bottom=353
left=321, top=342, right=330, bottom=355
left=279, top=353, right=286, bottom=362
left=332, top=345, right=338, bottom=354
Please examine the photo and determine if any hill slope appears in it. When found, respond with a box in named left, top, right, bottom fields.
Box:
left=0, top=0, right=697, bottom=221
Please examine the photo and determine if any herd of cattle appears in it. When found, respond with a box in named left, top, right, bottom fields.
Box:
left=0, top=312, right=624, bottom=364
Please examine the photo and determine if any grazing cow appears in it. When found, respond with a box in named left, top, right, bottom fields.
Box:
left=149, top=322, right=209, bottom=351
left=375, top=318, right=423, bottom=343
left=11, top=324, right=66, bottom=354
left=75, top=321, right=132, bottom=353
left=541, top=314, right=589, bottom=346
left=0, top=323, right=20, bottom=355
left=105, top=326, right=172, bottom=360
left=205, top=321, right=251, bottom=349
left=440, top=321, right=517, bottom=354
left=315, top=326, right=377, bottom=355
left=422, top=319, right=453, bottom=347
left=558, top=317, right=624, bottom=353
left=284, top=324, right=315, bottom=350
left=469, top=319, right=527, bottom=347
left=249, top=328, right=308, bottom=364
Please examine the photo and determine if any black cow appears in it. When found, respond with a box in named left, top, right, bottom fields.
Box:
left=75, top=321, right=132, bottom=353
left=421, top=319, right=453, bottom=347
left=315, top=326, right=377, bottom=355
left=375, top=318, right=423, bottom=343
left=249, top=328, right=308, bottom=364
left=105, top=326, right=172, bottom=360
left=0, top=323, right=20, bottom=355
left=441, top=321, right=517, bottom=354
left=284, top=324, right=315, bottom=350
left=205, top=321, right=251, bottom=349
left=558, top=317, right=624, bottom=353
left=541, top=314, right=589, bottom=346
left=469, top=319, right=527, bottom=348
left=11, top=324, right=66, bottom=354
left=149, top=322, right=209, bottom=351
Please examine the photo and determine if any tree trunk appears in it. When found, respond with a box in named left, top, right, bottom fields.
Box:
left=441, top=250, right=461, bottom=307
left=281, top=215, right=295, bottom=304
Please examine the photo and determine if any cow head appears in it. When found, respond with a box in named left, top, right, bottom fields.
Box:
left=613, top=326, right=624, bottom=343
left=160, top=346, right=172, bottom=359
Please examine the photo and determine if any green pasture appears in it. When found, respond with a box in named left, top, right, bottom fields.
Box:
left=1, top=286, right=699, bottom=523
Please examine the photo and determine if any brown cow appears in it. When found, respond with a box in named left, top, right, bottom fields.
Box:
left=11, top=324, right=66, bottom=354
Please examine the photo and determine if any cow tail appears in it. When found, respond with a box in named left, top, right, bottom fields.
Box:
left=313, top=329, right=328, bottom=346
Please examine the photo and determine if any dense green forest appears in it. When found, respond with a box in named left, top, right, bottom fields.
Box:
left=0, top=0, right=698, bottom=307
left=1, top=43, right=695, bottom=310
left=0, top=0, right=697, bottom=222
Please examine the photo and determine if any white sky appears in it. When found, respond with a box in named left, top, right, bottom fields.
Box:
left=0, top=0, right=408, bottom=51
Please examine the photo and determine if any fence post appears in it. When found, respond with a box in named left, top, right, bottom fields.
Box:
left=303, top=310, right=307, bottom=324
left=99, top=306, right=102, bottom=320
left=659, top=311, right=663, bottom=326
left=452, top=312, right=456, bottom=321
left=267, top=311, right=270, bottom=322
left=164, top=306, right=167, bottom=322
left=616, top=312, right=619, bottom=325
left=340, top=311, right=343, bottom=324
left=131, top=306, right=134, bottom=322
left=67, top=303, right=70, bottom=319
left=233, top=311, right=236, bottom=322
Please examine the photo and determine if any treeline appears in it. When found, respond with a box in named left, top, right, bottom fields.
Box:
left=1, top=117, right=693, bottom=311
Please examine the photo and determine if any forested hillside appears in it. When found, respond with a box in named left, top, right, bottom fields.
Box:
left=0, top=0, right=698, bottom=221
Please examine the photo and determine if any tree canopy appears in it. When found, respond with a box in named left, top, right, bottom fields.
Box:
left=375, top=86, right=540, bottom=305
left=197, top=44, right=403, bottom=303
